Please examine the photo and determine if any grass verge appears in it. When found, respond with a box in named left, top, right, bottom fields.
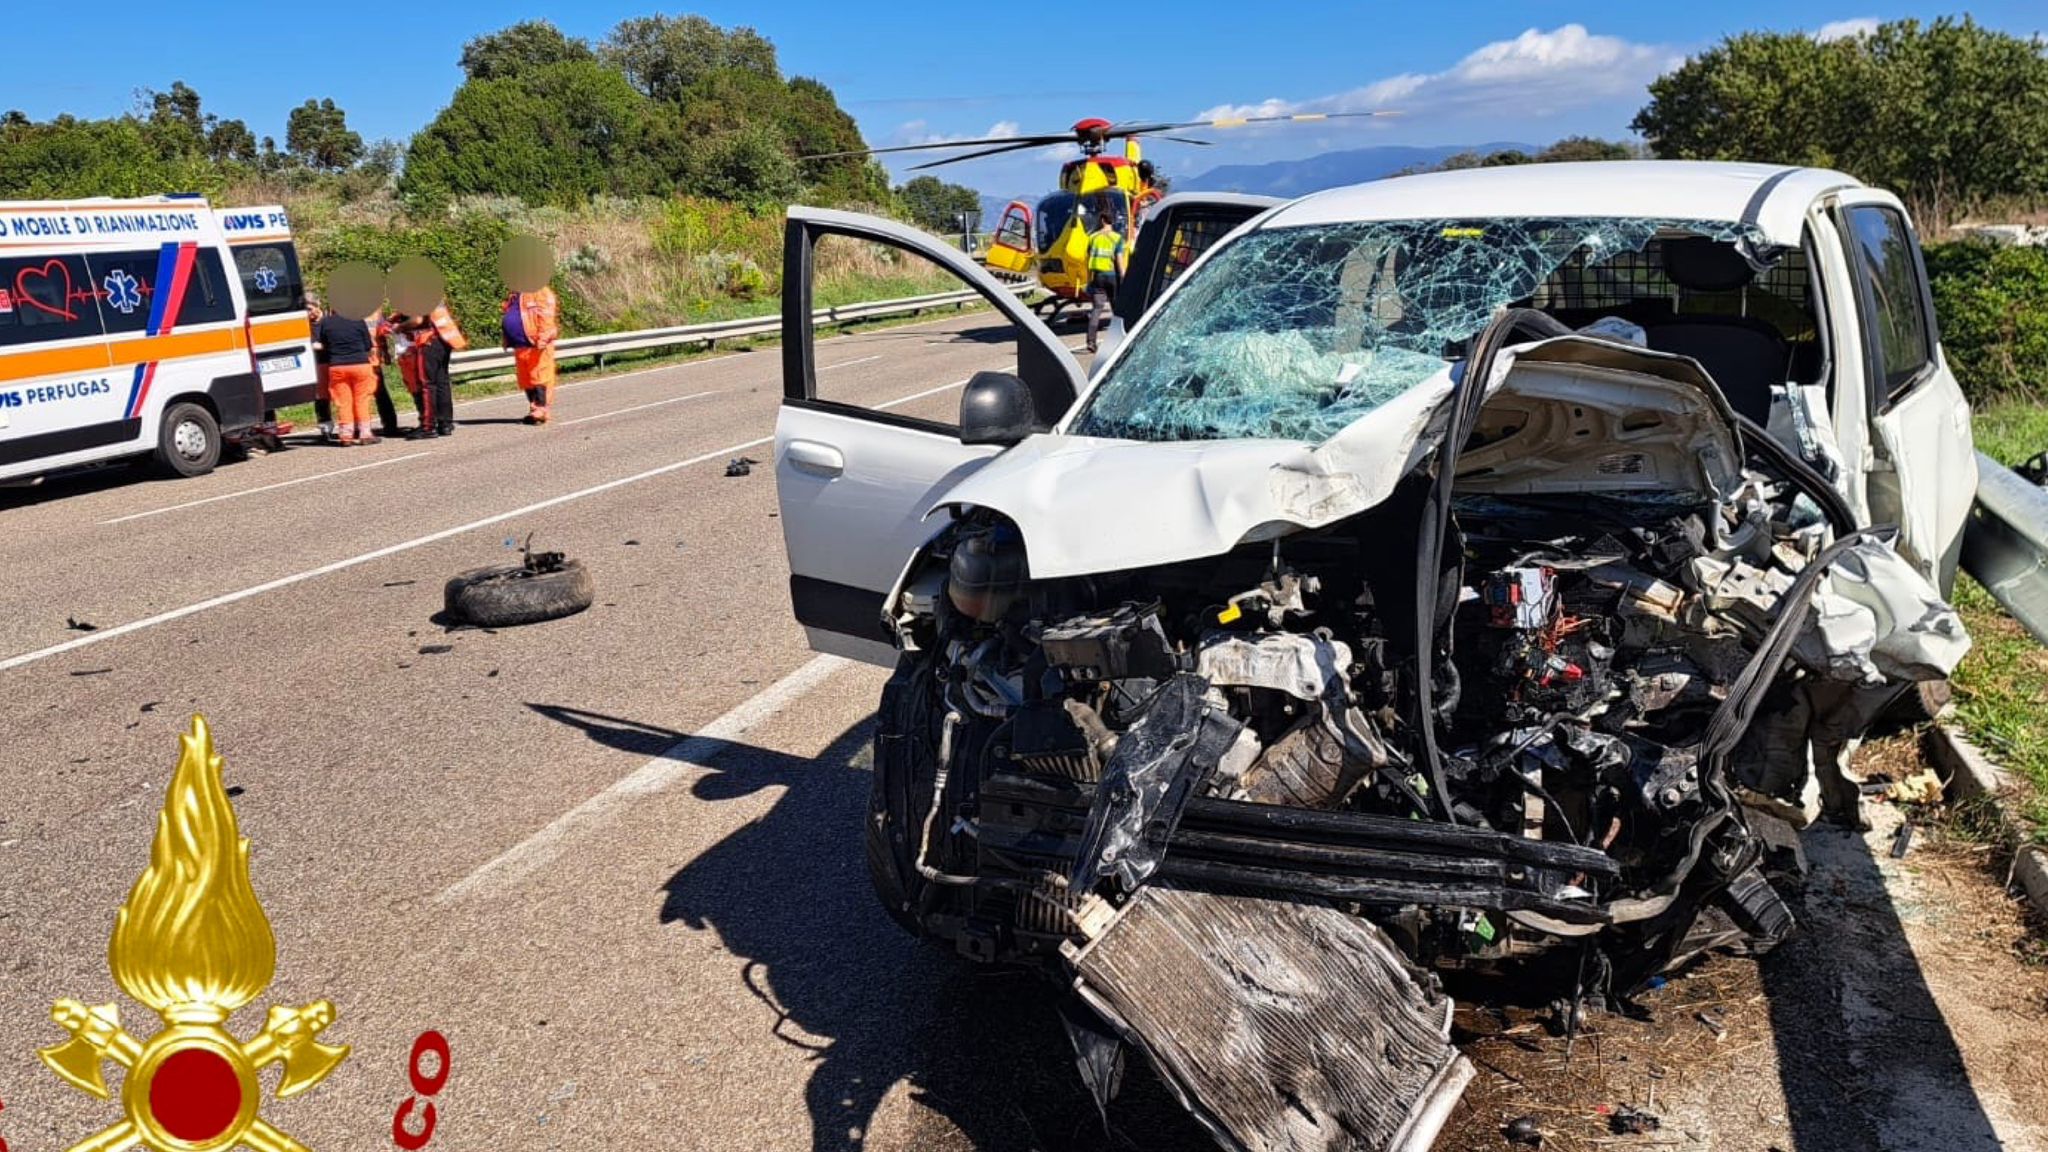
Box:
left=1951, top=573, right=2048, bottom=838
left=1971, top=397, right=2048, bottom=467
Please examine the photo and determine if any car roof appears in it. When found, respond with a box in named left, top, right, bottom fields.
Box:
left=1261, top=161, right=1863, bottom=247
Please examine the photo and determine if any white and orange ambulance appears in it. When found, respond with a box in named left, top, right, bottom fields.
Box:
left=0, top=195, right=268, bottom=482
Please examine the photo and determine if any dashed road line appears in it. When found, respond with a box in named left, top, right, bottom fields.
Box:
left=437, top=653, right=847, bottom=902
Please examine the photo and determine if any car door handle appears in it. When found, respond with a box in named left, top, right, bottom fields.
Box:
left=786, top=440, right=845, bottom=478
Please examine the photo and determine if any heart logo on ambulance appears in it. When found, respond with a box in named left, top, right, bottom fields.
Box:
left=15, top=259, right=79, bottom=322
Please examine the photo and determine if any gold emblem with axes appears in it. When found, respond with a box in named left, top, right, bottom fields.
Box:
left=40, top=717, right=348, bottom=1152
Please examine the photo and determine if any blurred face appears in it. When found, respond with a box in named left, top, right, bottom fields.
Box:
left=387, top=256, right=446, bottom=316
left=499, top=235, right=554, bottom=293
left=327, top=262, right=383, bottom=319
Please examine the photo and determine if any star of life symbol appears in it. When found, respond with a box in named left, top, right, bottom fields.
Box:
left=253, top=266, right=279, bottom=293
left=39, top=717, right=349, bottom=1152
left=103, top=271, right=143, bottom=316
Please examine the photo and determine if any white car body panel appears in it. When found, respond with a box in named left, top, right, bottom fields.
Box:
left=1266, top=161, right=1858, bottom=248
left=934, top=338, right=1744, bottom=581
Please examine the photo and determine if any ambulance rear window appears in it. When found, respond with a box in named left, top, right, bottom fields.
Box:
left=0, top=254, right=101, bottom=348
left=232, top=243, right=304, bottom=317
left=87, top=248, right=239, bottom=335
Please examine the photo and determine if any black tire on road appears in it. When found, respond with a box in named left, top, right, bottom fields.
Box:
left=444, top=560, right=594, bottom=627
left=155, top=401, right=221, bottom=478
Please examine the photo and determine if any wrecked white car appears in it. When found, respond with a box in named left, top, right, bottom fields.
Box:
left=770, top=162, right=1976, bottom=1151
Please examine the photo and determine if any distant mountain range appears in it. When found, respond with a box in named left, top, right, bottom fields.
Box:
left=970, top=142, right=1538, bottom=223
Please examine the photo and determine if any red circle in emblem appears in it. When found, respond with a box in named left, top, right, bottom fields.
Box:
left=149, top=1048, right=243, bottom=1143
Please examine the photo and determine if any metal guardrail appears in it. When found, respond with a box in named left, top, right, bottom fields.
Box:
left=1962, top=450, right=2048, bottom=645
left=448, top=285, right=1031, bottom=376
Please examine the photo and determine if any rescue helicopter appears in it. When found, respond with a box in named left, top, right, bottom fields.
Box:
left=816, top=112, right=1395, bottom=317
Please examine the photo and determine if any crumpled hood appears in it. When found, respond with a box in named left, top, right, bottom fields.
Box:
left=933, top=336, right=1741, bottom=580
left=934, top=367, right=1455, bottom=579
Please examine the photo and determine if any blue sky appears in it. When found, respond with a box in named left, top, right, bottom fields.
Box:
left=7, top=2, right=2043, bottom=197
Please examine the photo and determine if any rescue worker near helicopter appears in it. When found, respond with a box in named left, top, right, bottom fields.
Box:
left=503, top=282, right=561, bottom=424
left=1085, top=208, right=1125, bottom=354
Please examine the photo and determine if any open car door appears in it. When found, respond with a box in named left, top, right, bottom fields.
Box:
left=982, top=200, right=1036, bottom=278
left=1828, top=190, right=1978, bottom=592
left=1113, top=192, right=1280, bottom=328
left=777, top=207, right=1087, bottom=665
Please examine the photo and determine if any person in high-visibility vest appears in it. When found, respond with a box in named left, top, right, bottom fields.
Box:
left=395, top=303, right=469, bottom=439
left=1085, top=209, right=1125, bottom=354
left=504, top=286, right=561, bottom=424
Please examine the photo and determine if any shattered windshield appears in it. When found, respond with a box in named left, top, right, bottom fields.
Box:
left=1070, top=217, right=1760, bottom=444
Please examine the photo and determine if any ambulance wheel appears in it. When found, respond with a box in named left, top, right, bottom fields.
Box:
left=444, top=560, right=594, bottom=628
left=155, top=402, right=221, bottom=478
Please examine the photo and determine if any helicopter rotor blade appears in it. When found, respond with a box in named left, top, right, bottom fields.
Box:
left=802, top=134, right=1074, bottom=162
left=906, top=140, right=1058, bottom=170
left=1151, top=136, right=1214, bottom=146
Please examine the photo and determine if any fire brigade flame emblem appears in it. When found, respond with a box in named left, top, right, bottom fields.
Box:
left=39, top=716, right=349, bottom=1152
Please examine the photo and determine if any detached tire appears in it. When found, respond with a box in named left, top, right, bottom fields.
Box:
left=155, top=402, right=220, bottom=478
left=444, top=561, right=594, bottom=627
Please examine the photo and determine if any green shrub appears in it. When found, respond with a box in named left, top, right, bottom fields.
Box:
left=1926, top=240, right=2048, bottom=404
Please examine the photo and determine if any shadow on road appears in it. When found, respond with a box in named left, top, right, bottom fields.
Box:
left=1759, top=822, right=2003, bottom=1150
left=530, top=700, right=1207, bottom=1150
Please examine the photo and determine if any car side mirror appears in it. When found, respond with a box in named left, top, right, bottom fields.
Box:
left=959, top=371, right=1042, bottom=446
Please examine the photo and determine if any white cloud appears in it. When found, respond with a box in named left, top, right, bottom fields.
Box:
left=1814, top=17, right=1880, bottom=41
left=889, top=119, right=1026, bottom=147
left=1198, top=24, right=1681, bottom=125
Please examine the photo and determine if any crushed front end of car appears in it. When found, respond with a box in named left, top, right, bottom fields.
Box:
left=861, top=223, right=1970, bottom=1151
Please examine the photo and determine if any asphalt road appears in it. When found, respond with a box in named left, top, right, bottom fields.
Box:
left=0, top=311, right=1162, bottom=1152
left=0, top=310, right=2039, bottom=1152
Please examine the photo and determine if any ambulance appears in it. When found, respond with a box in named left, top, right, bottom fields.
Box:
left=214, top=204, right=319, bottom=412
left=0, top=195, right=267, bottom=482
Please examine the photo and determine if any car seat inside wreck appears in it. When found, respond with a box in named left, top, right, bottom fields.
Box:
left=862, top=220, right=1970, bottom=1151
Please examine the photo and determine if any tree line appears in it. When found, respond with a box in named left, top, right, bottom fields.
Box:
left=0, top=14, right=2041, bottom=228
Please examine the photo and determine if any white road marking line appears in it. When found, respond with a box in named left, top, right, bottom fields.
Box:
left=556, top=390, right=715, bottom=427
left=99, top=453, right=431, bottom=525
left=3, top=372, right=983, bottom=674
left=437, top=654, right=847, bottom=902
left=0, top=431, right=770, bottom=674
left=878, top=376, right=969, bottom=410
left=818, top=354, right=881, bottom=372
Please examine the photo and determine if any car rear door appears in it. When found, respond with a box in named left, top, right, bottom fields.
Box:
left=1829, top=190, right=1977, bottom=591
left=777, top=207, right=1086, bottom=665
left=1113, top=193, right=1281, bottom=327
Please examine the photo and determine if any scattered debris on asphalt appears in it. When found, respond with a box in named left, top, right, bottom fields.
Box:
left=724, top=456, right=758, bottom=477
left=1891, top=820, right=1916, bottom=858
left=1602, top=1103, right=1662, bottom=1134
left=624, top=539, right=641, bottom=546
left=65, top=616, right=97, bottom=632
left=69, top=668, right=112, bottom=677
left=418, top=644, right=455, bottom=655
left=1503, top=1115, right=1544, bottom=1146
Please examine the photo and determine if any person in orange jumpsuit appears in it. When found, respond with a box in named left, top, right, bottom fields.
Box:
left=503, top=286, right=560, bottom=424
